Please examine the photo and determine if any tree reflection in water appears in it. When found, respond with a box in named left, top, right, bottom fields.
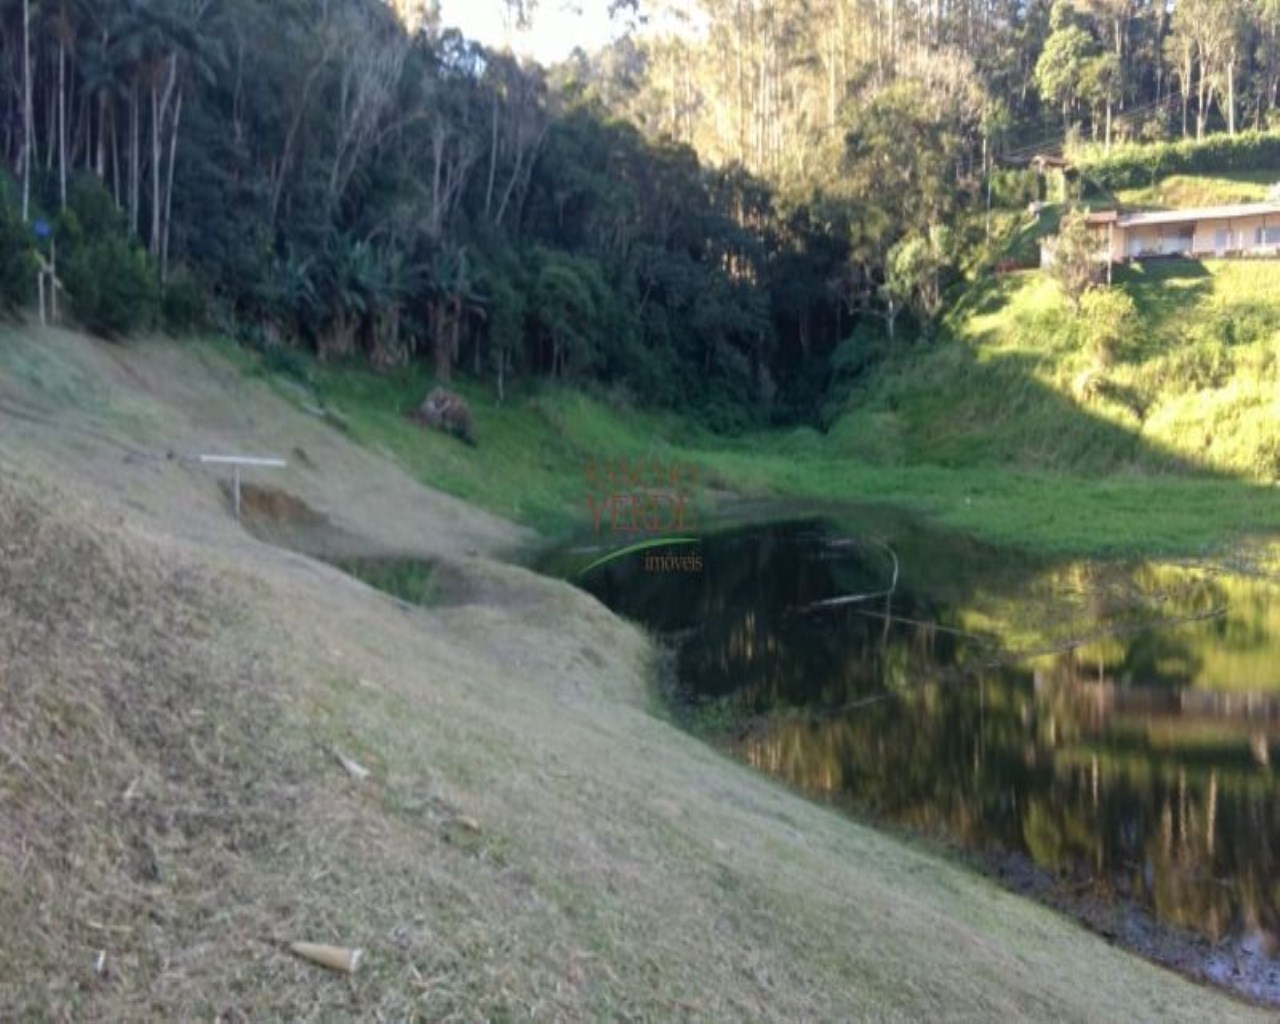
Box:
left=571, top=518, right=1280, bottom=955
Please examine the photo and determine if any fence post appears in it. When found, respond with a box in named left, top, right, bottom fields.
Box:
left=198, top=455, right=287, bottom=520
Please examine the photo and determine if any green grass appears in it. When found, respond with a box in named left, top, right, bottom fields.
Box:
left=326, top=555, right=439, bottom=606
left=1112, top=170, right=1278, bottom=210
left=232, top=328, right=1280, bottom=561
left=293, top=360, right=699, bottom=537
left=691, top=457, right=1280, bottom=555
left=831, top=259, right=1280, bottom=481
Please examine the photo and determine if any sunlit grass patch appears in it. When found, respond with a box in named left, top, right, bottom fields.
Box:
left=828, top=254, right=1280, bottom=489
left=1114, top=171, right=1278, bottom=210
left=224, top=256, right=1280, bottom=562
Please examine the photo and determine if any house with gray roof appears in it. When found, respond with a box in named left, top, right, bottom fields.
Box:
left=1086, top=202, right=1280, bottom=263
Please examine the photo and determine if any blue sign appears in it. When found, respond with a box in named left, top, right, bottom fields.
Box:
left=33, top=218, right=51, bottom=240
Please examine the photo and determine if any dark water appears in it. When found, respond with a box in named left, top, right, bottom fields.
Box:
left=543, top=515, right=1280, bottom=995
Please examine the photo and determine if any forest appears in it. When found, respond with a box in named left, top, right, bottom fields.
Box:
left=3, top=0, right=1280, bottom=430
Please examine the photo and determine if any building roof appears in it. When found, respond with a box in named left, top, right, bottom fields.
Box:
left=997, top=152, right=1073, bottom=171
left=1112, top=202, right=1280, bottom=229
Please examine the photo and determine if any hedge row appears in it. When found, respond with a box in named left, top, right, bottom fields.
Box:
left=1073, top=131, right=1280, bottom=190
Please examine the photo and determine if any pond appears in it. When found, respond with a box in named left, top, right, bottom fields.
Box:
left=539, top=511, right=1280, bottom=1004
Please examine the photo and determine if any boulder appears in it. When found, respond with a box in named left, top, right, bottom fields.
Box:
left=413, top=388, right=475, bottom=445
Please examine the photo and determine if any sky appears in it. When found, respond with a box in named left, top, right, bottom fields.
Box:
left=435, top=0, right=626, bottom=66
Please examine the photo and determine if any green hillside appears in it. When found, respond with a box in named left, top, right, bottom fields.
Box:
left=10, top=325, right=1274, bottom=1023
left=832, top=255, right=1280, bottom=483
left=1112, top=171, right=1277, bottom=210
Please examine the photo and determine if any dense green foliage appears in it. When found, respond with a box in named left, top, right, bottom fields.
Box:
left=58, top=178, right=158, bottom=337
left=3, top=0, right=1280, bottom=429
left=0, top=188, right=37, bottom=314
left=1111, top=170, right=1278, bottom=209
left=1078, top=130, right=1280, bottom=191
left=836, top=258, right=1280, bottom=482
left=1046, top=207, right=1099, bottom=314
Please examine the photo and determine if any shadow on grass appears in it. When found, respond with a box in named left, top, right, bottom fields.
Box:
left=896, top=348, right=1200, bottom=473
left=1116, top=260, right=1212, bottom=286
left=1117, top=260, right=1280, bottom=355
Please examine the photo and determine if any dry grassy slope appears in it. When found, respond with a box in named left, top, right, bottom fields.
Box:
left=0, top=326, right=1269, bottom=1022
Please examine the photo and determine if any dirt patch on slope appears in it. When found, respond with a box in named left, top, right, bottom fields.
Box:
left=230, top=481, right=326, bottom=526
left=224, top=480, right=384, bottom=566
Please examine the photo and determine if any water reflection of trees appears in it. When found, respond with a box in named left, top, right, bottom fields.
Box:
left=736, top=658, right=1280, bottom=948
left=578, top=520, right=1280, bottom=947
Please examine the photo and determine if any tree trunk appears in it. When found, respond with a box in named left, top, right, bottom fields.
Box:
left=484, top=89, right=498, bottom=219
left=826, top=24, right=836, bottom=128
left=152, top=55, right=179, bottom=258
left=96, top=89, right=107, bottom=178
left=129, top=84, right=140, bottom=236
left=430, top=125, right=444, bottom=237
left=58, top=43, right=67, bottom=208
left=432, top=299, right=452, bottom=383
left=151, top=86, right=162, bottom=254
left=1227, top=53, right=1237, bottom=135
left=1181, top=59, right=1191, bottom=138
left=888, top=0, right=897, bottom=64
left=735, top=1, right=745, bottom=164
left=21, top=0, right=31, bottom=222
left=269, top=59, right=327, bottom=228
left=450, top=294, right=462, bottom=369
left=74, top=89, right=90, bottom=172
left=1197, top=72, right=1207, bottom=141
left=984, top=136, right=992, bottom=243
left=161, top=92, right=183, bottom=283
left=111, top=108, right=121, bottom=207
left=46, top=71, right=55, bottom=172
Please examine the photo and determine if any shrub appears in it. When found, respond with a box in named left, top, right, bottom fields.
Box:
left=58, top=175, right=158, bottom=337
left=1046, top=207, right=1099, bottom=314
left=161, top=269, right=207, bottom=334
left=1076, top=289, right=1138, bottom=368
left=990, top=168, right=1041, bottom=209
left=62, top=232, right=158, bottom=337
left=1252, top=433, right=1280, bottom=481
left=259, top=342, right=313, bottom=384
left=0, top=186, right=36, bottom=313
left=1076, top=130, right=1280, bottom=192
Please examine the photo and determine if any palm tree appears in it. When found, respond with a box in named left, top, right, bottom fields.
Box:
left=78, top=0, right=137, bottom=205
left=46, top=0, right=81, bottom=208
left=427, top=242, right=485, bottom=382
left=105, top=0, right=221, bottom=275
